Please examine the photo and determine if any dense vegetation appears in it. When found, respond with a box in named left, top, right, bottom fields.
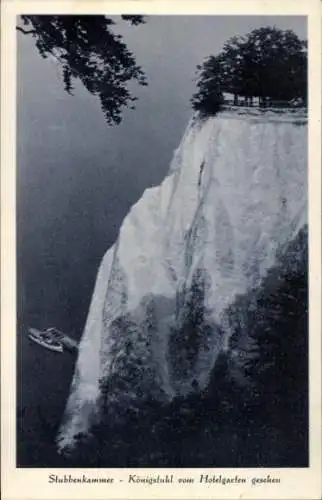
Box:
left=17, top=15, right=148, bottom=125
left=192, top=27, right=307, bottom=115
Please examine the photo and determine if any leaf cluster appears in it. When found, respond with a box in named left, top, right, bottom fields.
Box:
left=18, top=15, right=148, bottom=125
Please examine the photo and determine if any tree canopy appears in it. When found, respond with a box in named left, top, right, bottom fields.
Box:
left=17, top=15, right=148, bottom=125
left=192, top=26, right=307, bottom=115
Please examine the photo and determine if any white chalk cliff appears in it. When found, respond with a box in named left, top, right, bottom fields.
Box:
left=57, top=108, right=307, bottom=451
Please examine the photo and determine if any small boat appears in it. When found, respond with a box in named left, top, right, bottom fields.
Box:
left=28, top=327, right=64, bottom=353
left=42, top=327, right=79, bottom=352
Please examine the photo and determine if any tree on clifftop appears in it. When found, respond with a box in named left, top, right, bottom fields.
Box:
left=191, top=55, right=225, bottom=115
left=192, top=26, right=307, bottom=115
left=17, top=15, right=148, bottom=125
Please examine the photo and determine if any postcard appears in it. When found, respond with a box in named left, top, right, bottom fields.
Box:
left=1, top=0, right=321, bottom=499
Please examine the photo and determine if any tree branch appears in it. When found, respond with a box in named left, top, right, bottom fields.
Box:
left=16, top=26, right=37, bottom=34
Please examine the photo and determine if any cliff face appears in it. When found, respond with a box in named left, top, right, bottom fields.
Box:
left=57, top=109, right=307, bottom=451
